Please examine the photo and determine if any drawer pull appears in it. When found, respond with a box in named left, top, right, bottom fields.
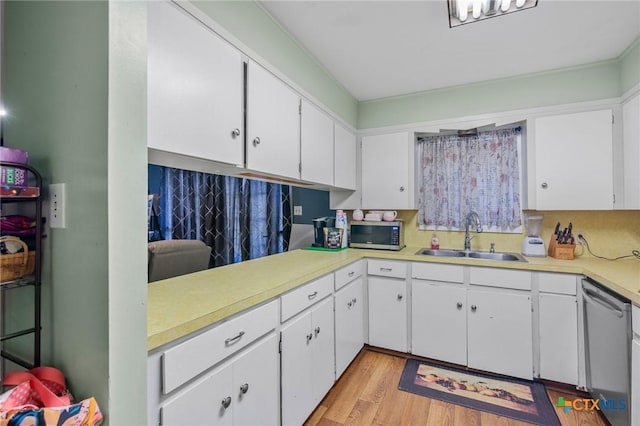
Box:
left=315, top=326, right=321, bottom=337
left=380, top=267, right=393, bottom=272
left=225, top=331, right=245, bottom=346
left=221, top=396, right=232, bottom=409
left=240, top=383, right=249, bottom=394
left=308, top=291, right=318, bottom=300
left=348, top=271, right=355, bottom=277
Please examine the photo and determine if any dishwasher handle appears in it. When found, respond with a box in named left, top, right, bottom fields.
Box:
left=583, top=287, right=624, bottom=318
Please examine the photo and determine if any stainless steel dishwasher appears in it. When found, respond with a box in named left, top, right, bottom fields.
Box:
left=582, top=278, right=632, bottom=426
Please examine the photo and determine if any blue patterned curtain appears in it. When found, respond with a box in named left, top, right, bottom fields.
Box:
left=156, top=167, right=292, bottom=268
left=417, top=128, right=522, bottom=230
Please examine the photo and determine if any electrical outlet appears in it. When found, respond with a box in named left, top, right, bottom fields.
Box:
left=576, top=231, right=585, bottom=243
left=293, top=205, right=303, bottom=216
left=49, top=183, right=67, bottom=229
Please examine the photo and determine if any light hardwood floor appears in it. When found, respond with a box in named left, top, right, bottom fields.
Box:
left=305, top=349, right=608, bottom=426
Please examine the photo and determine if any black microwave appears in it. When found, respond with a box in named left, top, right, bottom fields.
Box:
left=349, top=220, right=405, bottom=251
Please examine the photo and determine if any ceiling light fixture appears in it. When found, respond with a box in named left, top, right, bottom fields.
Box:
left=448, top=0, right=538, bottom=27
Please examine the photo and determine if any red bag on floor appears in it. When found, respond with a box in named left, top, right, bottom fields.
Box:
left=0, top=367, right=103, bottom=425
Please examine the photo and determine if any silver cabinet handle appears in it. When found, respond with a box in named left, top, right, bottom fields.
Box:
left=456, top=302, right=463, bottom=309
left=314, top=326, right=321, bottom=337
left=347, top=301, right=353, bottom=308
left=306, top=333, right=313, bottom=343
left=400, top=186, right=405, bottom=192
left=380, top=267, right=392, bottom=272
left=307, top=291, right=318, bottom=300
left=253, top=137, right=261, bottom=146
left=348, top=271, right=355, bottom=277
left=225, top=331, right=245, bottom=346
left=352, top=298, right=357, bottom=305
left=541, top=182, right=548, bottom=189
left=471, top=305, right=477, bottom=312
left=240, top=383, right=249, bottom=394
left=232, top=128, right=241, bottom=138
left=221, top=396, right=232, bottom=409
left=397, top=294, right=403, bottom=301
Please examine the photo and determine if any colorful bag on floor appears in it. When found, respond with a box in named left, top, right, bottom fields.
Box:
left=0, top=367, right=103, bottom=426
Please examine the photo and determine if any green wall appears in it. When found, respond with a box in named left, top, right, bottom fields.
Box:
left=621, top=38, right=640, bottom=93
left=357, top=60, right=622, bottom=129
left=191, top=1, right=358, bottom=128
left=3, top=1, right=147, bottom=423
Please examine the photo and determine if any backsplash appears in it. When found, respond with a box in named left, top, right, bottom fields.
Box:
left=355, top=210, right=640, bottom=259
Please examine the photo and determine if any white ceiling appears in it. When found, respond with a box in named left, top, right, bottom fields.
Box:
left=260, top=0, right=640, bottom=101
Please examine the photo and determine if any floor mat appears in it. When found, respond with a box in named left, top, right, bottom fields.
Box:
left=398, top=358, right=560, bottom=425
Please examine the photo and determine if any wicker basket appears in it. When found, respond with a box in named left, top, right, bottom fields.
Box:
left=0, top=236, right=36, bottom=283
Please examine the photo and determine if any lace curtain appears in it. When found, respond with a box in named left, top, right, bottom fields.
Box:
left=417, top=128, right=522, bottom=230
left=157, top=167, right=292, bottom=268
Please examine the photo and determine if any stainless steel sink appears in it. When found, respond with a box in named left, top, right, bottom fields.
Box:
left=415, top=248, right=527, bottom=262
left=415, top=248, right=467, bottom=257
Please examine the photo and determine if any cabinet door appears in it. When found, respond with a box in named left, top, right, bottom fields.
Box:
left=534, top=109, right=613, bottom=210
left=623, top=94, right=640, bottom=208
left=335, top=277, right=364, bottom=378
left=148, top=1, right=243, bottom=166
left=368, top=277, right=407, bottom=352
left=281, top=312, right=313, bottom=426
left=632, top=338, right=640, bottom=426
left=161, top=364, right=233, bottom=426
left=539, top=293, right=578, bottom=385
left=311, top=298, right=335, bottom=404
left=361, top=132, right=412, bottom=209
left=301, top=99, right=334, bottom=186
left=334, top=123, right=357, bottom=190
left=467, top=289, right=533, bottom=380
left=412, top=280, right=467, bottom=366
left=232, top=335, right=279, bottom=426
left=246, top=61, right=301, bottom=180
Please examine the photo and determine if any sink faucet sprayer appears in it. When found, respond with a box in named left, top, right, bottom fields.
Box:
left=464, top=211, right=482, bottom=251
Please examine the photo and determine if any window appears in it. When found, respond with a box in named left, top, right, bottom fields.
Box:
left=149, top=165, right=292, bottom=268
left=416, top=125, right=523, bottom=232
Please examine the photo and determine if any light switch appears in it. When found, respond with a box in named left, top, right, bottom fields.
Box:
left=49, top=183, right=67, bottom=229
left=293, top=205, right=303, bottom=216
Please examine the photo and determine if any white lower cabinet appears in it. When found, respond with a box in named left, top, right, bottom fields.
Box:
left=162, top=335, right=279, bottom=426
left=538, top=272, right=579, bottom=385
left=335, top=277, right=365, bottom=378
left=148, top=300, right=280, bottom=426
left=368, top=276, right=408, bottom=352
left=281, top=297, right=335, bottom=426
left=412, top=280, right=467, bottom=365
left=632, top=305, right=640, bottom=426
left=467, top=288, right=533, bottom=380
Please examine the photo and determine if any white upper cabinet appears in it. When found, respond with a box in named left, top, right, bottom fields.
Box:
left=246, top=61, right=301, bottom=180
left=300, top=99, right=334, bottom=186
left=623, top=93, right=640, bottom=209
left=533, top=109, right=614, bottom=210
left=334, top=123, right=357, bottom=190
left=147, top=1, right=244, bottom=166
left=361, top=132, right=413, bottom=209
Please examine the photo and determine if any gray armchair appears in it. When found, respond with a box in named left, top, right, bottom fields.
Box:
left=148, top=239, right=211, bottom=282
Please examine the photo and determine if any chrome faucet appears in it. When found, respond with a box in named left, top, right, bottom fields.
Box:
left=464, top=211, right=482, bottom=251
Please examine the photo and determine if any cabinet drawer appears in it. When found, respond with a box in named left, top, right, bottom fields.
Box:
left=281, top=273, right=334, bottom=322
left=335, top=260, right=363, bottom=291
left=469, top=267, right=531, bottom=291
left=162, top=299, right=278, bottom=394
left=412, top=262, right=464, bottom=283
left=538, top=272, right=577, bottom=295
left=367, top=259, right=407, bottom=279
left=633, top=304, right=640, bottom=336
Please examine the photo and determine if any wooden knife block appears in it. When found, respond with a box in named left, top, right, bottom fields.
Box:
left=548, top=237, right=575, bottom=260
